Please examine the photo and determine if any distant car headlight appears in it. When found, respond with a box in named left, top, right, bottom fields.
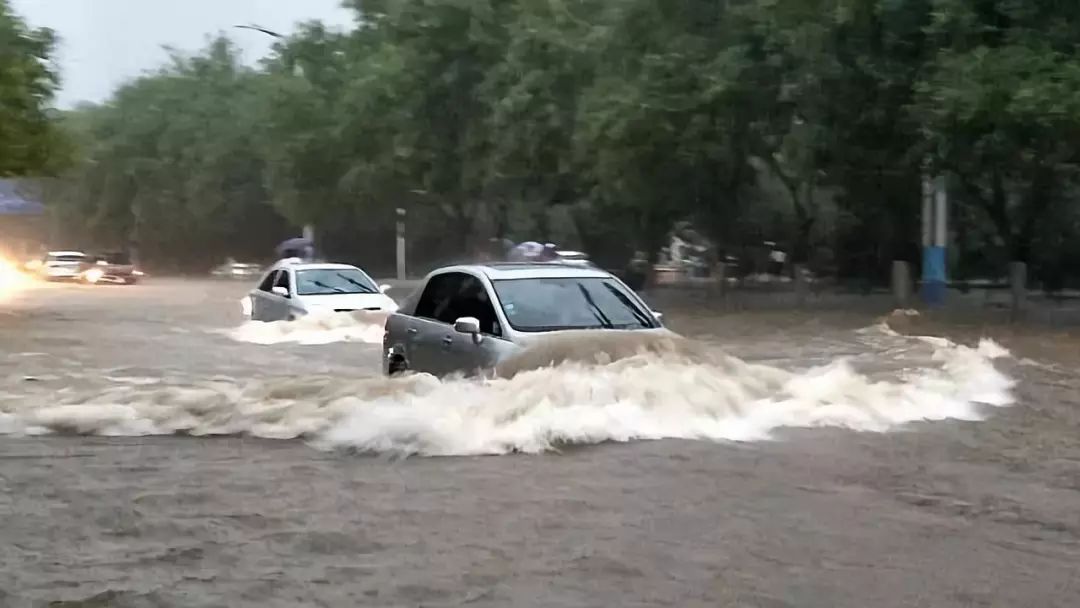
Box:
left=83, top=268, right=104, bottom=283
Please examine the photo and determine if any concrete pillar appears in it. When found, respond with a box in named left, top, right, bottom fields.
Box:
left=892, top=260, right=911, bottom=308
left=1009, top=261, right=1027, bottom=322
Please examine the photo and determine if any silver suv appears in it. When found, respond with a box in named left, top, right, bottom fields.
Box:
left=383, top=263, right=670, bottom=377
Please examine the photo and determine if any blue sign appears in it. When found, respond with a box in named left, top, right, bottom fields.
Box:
left=0, top=180, right=45, bottom=215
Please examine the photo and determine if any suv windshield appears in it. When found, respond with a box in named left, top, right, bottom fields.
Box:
left=296, top=268, right=378, bottom=296
left=492, top=277, right=657, bottom=332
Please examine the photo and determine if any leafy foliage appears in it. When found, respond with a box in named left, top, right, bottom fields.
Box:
left=40, top=0, right=1080, bottom=281
left=0, top=0, right=69, bottom=176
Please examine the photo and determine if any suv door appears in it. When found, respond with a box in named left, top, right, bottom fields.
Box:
left=412, top=272, right=506, bottom=376
left=410, top=273, right=466, bottom=375
left=444, top=275, right=506, bottom=376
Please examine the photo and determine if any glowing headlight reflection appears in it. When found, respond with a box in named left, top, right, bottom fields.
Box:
left=83, top=267, right=105, bottom=283
left=0, top=257, right=32, bottom=298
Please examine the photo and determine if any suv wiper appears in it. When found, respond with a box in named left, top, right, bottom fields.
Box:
left=601, top=283, right=653, bottom=327
left=576, top=284, right=613, bottom=329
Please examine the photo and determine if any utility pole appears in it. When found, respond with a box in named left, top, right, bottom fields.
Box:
left=396, top=207, right=406, bottom=280
left=921, top=172, right=948, bottom=306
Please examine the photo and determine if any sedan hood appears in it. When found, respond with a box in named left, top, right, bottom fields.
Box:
left=297, top=292, right=397, bottom=312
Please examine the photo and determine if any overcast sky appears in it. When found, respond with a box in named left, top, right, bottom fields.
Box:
left=11, top=0, right=355, bottom=108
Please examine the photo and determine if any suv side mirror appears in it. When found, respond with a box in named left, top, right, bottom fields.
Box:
left=271, top=286, right=289, bottom=298
left=454, top=316, right=480, bottom=335
left=454, top=317, right=484, bottom=344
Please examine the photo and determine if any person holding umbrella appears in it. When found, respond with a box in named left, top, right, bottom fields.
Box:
left=275, top=237, right=315, bottom=262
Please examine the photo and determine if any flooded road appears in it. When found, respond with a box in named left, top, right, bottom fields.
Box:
left=1, top=278, right=1078, bottom=607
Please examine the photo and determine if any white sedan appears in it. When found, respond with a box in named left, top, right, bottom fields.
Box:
left=244, top=261, right=398, bottom=321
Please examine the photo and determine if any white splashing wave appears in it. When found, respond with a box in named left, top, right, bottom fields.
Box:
left=0, top=327, right=1015, bottom=456
left=225, top=310, right=388, bottom=345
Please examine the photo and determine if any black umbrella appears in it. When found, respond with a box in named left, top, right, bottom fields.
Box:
left=275, top=237, right=313, bottom=257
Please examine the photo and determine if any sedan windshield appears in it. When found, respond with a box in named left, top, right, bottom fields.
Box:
left=296, top=268, right=378, bottom=296
left=492, top=277, right=657, bottom=332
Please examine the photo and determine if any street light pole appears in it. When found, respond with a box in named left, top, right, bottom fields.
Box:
left=233, top=24, right=314, bottom=253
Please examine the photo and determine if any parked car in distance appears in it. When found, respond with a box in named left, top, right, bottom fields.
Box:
left=211, top=261, right=263, bottom=280
left=78, top=251, right=143, bottom=284
left=244, top=261, right=397, bottom=321
left=383, top=262, right=669, bottom=378
left=553, top=250, right=599, bottom=269
left=35, top=251, right=87, bottom=281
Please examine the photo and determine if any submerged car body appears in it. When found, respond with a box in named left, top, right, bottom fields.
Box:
left=383, top=263, right=670, bottom=378
left=245, top=261, right=398, bottom=322
left=78, top=252, right=143, bottom=284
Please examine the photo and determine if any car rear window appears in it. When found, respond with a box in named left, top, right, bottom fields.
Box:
left=101, top=253, right=130, bottom=264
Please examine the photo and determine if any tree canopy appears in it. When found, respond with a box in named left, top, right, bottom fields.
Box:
left=41, top=0, right=1080, bottom=283
left=0, top=0, right=68, bottom=176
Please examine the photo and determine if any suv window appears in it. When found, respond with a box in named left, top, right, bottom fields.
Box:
left=415, top=273, right=464, bottom=321
left=415, top=272, right=502, bottom=337
left=258, top=270, right=278, bottom=292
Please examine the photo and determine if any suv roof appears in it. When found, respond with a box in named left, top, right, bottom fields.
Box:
left=438, top=262, right=610, bottom=281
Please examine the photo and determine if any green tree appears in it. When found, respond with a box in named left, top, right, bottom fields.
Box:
left=916, top=0, right=1080, bottom=270
left=0, top=0, right=68, bottom=175
left=53, top=38, right=282, bottom=268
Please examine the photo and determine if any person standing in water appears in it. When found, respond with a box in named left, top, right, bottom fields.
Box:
left=624, top=251, right=649, bottom=292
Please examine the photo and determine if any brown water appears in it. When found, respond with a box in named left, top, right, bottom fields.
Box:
left=1, top=278, right=1078, bottom=607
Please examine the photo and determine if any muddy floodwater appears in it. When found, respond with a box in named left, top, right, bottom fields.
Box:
left=1, top=278, right=1079, bottom=607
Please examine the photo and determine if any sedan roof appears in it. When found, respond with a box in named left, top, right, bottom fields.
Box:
left=271, top=261, right=365, bottom=272
left=439, top=262, right=612, bottom=281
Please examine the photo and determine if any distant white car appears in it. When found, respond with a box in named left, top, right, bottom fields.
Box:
left=245, top=261, right=398, bottom=321
left=554, top=250, right=598, bottom=269
left=36, top=251, right=87, bottom=281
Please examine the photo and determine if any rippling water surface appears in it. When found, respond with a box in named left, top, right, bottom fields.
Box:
left=0, top=279, right=1077, bottom=607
